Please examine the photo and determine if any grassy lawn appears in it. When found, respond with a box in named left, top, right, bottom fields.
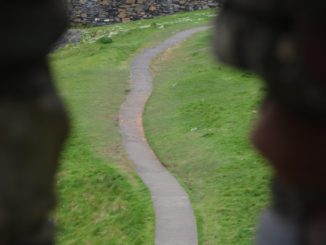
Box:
left=144, top=31, right=271, bottom=244
left=51, top=10, right=215, bottom=245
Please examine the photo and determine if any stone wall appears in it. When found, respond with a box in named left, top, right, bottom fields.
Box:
left=67, top=0, right=218, bottom=25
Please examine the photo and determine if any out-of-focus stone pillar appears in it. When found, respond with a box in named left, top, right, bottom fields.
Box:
left=0, top=1, right=69, bottom=244
left=214, top=1, right=326, bottom=244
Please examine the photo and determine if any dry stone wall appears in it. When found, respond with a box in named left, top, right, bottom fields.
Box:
left=67, top=0, right=218, bottom=25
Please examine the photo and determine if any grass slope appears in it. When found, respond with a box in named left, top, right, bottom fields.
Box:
left=144, top=31, right=271, bottom=244
left=51, top=10, right=215, bottom=245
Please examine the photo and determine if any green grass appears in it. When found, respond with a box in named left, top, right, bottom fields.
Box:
left=144, top=31, right=271, bottom=244
left=51, top=10, right=215, bottom=244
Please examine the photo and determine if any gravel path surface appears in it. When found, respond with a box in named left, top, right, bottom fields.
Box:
left=119, top=26, right=209, bottom=245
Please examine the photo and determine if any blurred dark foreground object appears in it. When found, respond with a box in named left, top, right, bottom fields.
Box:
left=0, top=1, right=69, bottom=244
left=214, top=0, right=326, bottom=244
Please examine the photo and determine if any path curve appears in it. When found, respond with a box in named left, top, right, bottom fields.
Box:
left=119, top=26, right=209, bottom=245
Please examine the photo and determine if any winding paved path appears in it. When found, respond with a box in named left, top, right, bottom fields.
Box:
left=119, top=26, right=209, bottom=245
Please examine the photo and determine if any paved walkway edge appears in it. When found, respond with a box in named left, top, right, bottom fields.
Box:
left=119, top=27, right=209, bottom=245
